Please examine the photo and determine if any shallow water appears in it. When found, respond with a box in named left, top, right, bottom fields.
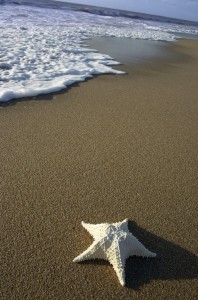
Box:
left=87, top=38, right=173, bottom=65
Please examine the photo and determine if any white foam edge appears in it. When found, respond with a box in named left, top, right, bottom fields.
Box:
left=0, top=69, right=125, bottom=102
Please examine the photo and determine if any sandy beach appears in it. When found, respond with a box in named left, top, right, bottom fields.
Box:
left=0, top=39, right=198, bottom=299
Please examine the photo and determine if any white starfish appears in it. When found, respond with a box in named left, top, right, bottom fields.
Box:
left=73, top=219, right=156, bottom=286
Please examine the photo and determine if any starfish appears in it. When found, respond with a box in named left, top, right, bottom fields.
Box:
left=73, top=219, right=156, bottom=286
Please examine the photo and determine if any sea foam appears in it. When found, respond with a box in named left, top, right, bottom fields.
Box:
left=0, top=2, right=198, bottom=102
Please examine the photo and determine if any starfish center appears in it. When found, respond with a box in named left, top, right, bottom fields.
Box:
left=105, top=225, right=127, bottom=241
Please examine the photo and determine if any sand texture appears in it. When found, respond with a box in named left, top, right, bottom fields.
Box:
left=0, top=39, right=198, bottom=299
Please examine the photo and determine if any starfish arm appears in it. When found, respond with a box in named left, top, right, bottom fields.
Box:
left=128, top=234, right=156, bottom=258
left=73, top=238, right=108, bottom=263
left=107, top=239, right=127, bottom=286
left=118, top=219, right=129, bottom=232
left=81, top=221, right=109, bottom=239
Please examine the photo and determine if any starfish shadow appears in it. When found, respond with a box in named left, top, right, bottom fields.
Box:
left=126, top=221, right=198, bottom=290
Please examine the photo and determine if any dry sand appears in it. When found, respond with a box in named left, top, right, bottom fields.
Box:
left=0, top=39, right=198, bottom=299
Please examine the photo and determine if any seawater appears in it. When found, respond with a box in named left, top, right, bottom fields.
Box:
left=0, top=0, right=198, bottom=102
left=87, top=38, right=172, bottom=65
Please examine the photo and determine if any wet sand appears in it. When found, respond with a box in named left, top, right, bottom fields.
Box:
left=0, top=39, right=198, bottom=299
left=86, top=37, right=174, bottom=65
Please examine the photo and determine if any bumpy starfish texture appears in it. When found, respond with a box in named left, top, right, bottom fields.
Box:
left=73, top=219, right=156, bottom=286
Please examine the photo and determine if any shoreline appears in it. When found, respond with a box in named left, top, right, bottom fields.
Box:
left=0, top=37, right=193, bottom=108
left=1, top=39, right=198, bottom=299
